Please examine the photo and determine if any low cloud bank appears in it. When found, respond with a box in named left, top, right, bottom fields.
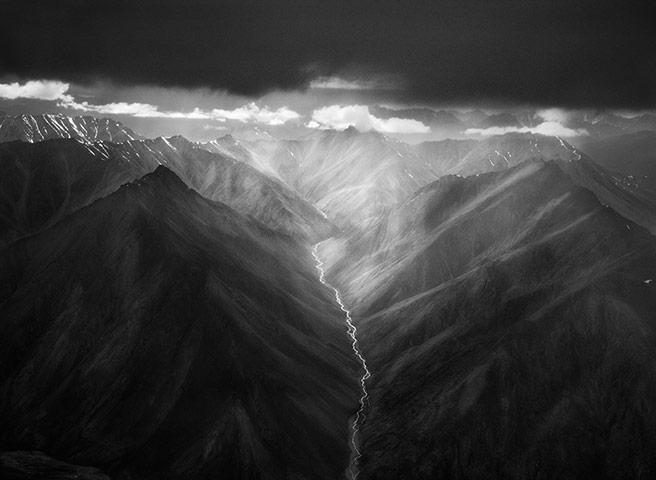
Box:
left=309, top=105, right=430, bottom=134
left=309, top=76, right=400, bottom=91
left=63, top=99, right=300, bottom=125
left=466, top=121, right=587, bottom=137
left=467, top=108, right=587, bottom=137
left=0, top=80, right=300, bottom=126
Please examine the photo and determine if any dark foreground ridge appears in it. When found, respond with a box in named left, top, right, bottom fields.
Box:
left=0, top=167, right=360, bottom=480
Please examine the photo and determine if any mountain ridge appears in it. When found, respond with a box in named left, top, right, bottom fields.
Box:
left=0, top=166, right=360, bottom=480
left=0, top=113, right=143, bottom=143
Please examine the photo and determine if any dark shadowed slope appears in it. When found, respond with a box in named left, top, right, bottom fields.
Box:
left=0, top=167, right=360, bottom=480
left=1, top=451, right=110, bottom=480
left=319, top=161, right=656, bottom=479
left=0, top=137, right=334, bottom=246
left=0, top=114, right=143, bottom=143
left=0, top=140, right=136, bottom=246
left=574, top=131, right=656, bottom=180
left=570, top=112, right=656, bottom=138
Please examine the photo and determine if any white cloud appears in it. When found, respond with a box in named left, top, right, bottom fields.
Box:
left=466, top=121, right=587, bottom=137
left=203, top=124, right=227, bottom=131
left=60, top=97, right=299, bottom=125
left=310, top=77, right=371, bottom=90
left=536, top=108, right=571, bottom=124
left=309, top=105, right=430, bottom=134
left=210, top=103, right=300, bottom=125
left=0, top=80, right=71, bottom=101
left=309, top=75, right=402, bottom=90
left=60, top=97, right=214, bottom=119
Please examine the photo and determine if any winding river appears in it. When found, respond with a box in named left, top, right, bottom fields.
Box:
left=312, top=242, right=371, bottom=480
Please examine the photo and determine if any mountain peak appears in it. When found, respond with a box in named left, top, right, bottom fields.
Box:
left=127, top=165, right=189, bottom=193
left=147, top=164, right=184, bottom=182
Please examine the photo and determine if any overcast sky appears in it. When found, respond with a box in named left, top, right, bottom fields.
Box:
left=1, top=0, right=654, bottom=139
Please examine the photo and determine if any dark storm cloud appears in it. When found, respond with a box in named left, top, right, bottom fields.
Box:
left=2, top=0, right=654, bottom=107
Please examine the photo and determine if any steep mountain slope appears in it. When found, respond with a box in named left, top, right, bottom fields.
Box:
left=571, top=131, right=656, bottom=228
left=0, top=140, right=136, bottom=246
left=105, top=136, right=335, bottom=242
left=319, top=161, right=656, bottom=479
left=0, top=167, right=360, bottom=480
left=559, top=153, right=656, bottom=235
left=0, top=113, right=142, bottom=143
left=0, top=137, right=334, bottom=246
left=250, top=128, right=441, bottom=228
left=574, top=131, right=656, bottom=179
left=412, top=133, right=656, bottom=233
left=570, top=112, right=656, bottom=138
left=412, top=133, right=579, bottom=177
left=246, top=129, right=656, bottom=234
left=1, top=451, right=110, bottom=480
left=411, top=138, right=477, bottom=176
left=198, top=134, right=284, bottom=180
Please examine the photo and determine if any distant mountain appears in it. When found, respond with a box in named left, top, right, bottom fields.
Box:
left=412, top=133, right=579, bottom=177
left=476, top=112, right=521, bottom=128
left=0, top=167, right=360, bottom=480
left=569, top=111, right=656, bottom=138
left=198, top=134, right=283, bottom=179
left=241, top=129, right=656, bottom=234
left=623, top=114, right=656, bottom=133
left=411, top=133, right=656, bottom=233
left=575, top=130, right=656, bottom=179
left=198, top=134, right=252, bottom=162
left=450, top=109, right=489, bottom=126
left=250, top=128, right=442, bottom=228
left=0, top=113, right=142, bottom=143
left=0, top=136, right=334, bottom=246
left=319, top=161, right=656, bottom=479
left=411, top=138, right=479, bottom=175
left=229, top=124, right=277, bottom=142
left=228, top=123, right=310, bottom=142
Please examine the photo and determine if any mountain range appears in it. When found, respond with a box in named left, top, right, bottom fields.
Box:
left=0, top=135, right=333, bottom=247
left=0, top=113, right=142, bottom=143
left=1, top=113, right=656, bottom=479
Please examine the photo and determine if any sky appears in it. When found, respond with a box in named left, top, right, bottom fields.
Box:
left=1, top=0, right=654, bottom=140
